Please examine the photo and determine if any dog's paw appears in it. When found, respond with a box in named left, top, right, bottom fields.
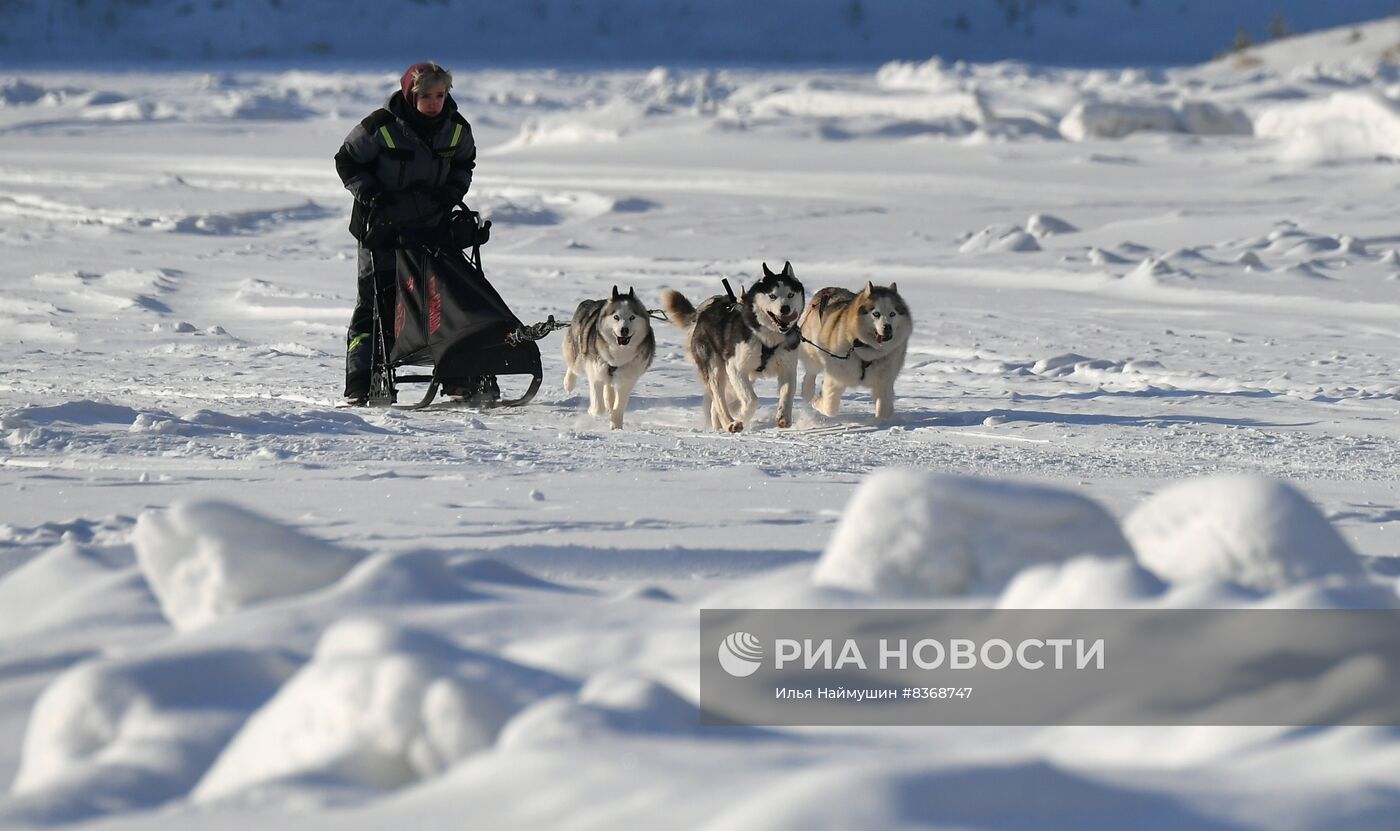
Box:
left=726, top=421, right=744, bottom=433
left=776, top=415, right=791, bottom=429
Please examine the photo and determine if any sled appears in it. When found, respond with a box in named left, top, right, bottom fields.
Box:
left=366, top=213, right=543, bottom=411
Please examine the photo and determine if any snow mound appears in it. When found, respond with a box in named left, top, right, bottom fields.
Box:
left=577, top=669, right=695, bottom=726
left=329, top=550, right=490, bottom=605
left=874, top=57, right=967, bottom=92
left=208, top=90, right=317, bottom=120
left=8, top=648, right=298, bottom=824
left=1031, top=352, right=1096, bottom=375
left=0, top=540, right=161, bottom=638
left=997, top=555, right=1167, bottom=609
left=1236, top=251, right=1266, bottom=270
left=1268, top=234, right=1339, bottom=256
left=1060, top=100, right=1250, bottom=141
left=1, top=400, right=141, bottom=429
left=1256, top=92, right=1400, bottom=163
left=194, top=618, right=572, bottom=800
left=1125, top=256, right=1186, bottom=284
left=959, top=224, right=1041, bottom=254
left=499, top=669, right=696, bottom=747
left=498, top=101, right=639, bottom=149
left=635, top=66, right=723, bottom=112
left=80, top=99, right=161, bottom=122
left=744, top=85, right=985, bottom=132
left=1089, top=247, right=1130, bottom=265
left=1060, top=101, right=1178, bottom=141
left=1124, top=475, right=1362, bottom=591
left=450, top=557, right=576, bottom=592
left=1176, top=101, right=1253, bottom=136
left=1026, top=213, right=1078, bottom=238
left=133, top=500, right=363, bottom=631
left=812, top=470, right=1132, bottom=597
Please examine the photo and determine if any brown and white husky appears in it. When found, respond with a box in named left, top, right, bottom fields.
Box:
left=799, top=282, right=912, bottom=420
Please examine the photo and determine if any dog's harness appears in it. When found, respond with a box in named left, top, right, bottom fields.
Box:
left=799, top=287, right=879, bottom=380
left=849, top=339, right=876, bottom=381
left=757, top=328, right=802, bottom=374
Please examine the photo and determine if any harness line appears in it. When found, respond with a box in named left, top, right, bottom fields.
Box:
left=504, top=309, right=670, bottom=346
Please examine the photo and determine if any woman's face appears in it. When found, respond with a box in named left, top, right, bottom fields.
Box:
left=415, top=82, right=447, bottom=117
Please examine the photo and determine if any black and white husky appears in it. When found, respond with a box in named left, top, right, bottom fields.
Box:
left=563, top=286, right=655, bottom=429
left=661, top=262, right=806, bottom=432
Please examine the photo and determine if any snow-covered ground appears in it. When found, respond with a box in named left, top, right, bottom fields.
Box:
left=4, top=16, right=1400, bottom=831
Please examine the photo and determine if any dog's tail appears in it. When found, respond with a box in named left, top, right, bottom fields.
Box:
left=660, top=289, right=697, bottom=329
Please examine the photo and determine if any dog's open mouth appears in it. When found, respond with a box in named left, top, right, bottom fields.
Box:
left=616, top=334, right=632, bottom=346
left=768, top=311, right=800, bottom=332
left=875, top=331, right=891, bottom=344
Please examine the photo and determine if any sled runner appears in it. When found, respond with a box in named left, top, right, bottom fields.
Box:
left=367, top=208, right=543, bottom=410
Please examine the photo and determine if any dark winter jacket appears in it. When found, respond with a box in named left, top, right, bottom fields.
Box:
left=335, top=90, right=477, bottom=242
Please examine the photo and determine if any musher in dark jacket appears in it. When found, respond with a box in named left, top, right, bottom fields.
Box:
left=334, top=61, right=480, bottom=405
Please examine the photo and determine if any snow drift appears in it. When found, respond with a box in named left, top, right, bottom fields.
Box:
left=194, top=619, right=573, bottom=800
left=1124, top=474, right=1363, bottom=591
left=133, top=501, right=364, bottom=631
left=6, top=649, right=299, bottom=824
left=812, top=470, right=1133, bottom=597
left=1059, top=100, right=1251, bottom=141
left=0, top=540, right=160, bottom=637
left=996, top=555, right=1168, bottom=609
left=1255, top=91, right=1400, bottom=162
left=499, top=669, right=697, bottom=747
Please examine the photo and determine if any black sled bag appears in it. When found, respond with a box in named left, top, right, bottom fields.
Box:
left=390, top=244, right=541, bottom=382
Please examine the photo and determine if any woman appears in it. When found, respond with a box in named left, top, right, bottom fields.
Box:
left=334, top=61, right=479, bottom=405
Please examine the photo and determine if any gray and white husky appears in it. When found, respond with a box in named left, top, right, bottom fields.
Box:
left=661, top=262, right=806, bottom=432
left=799, top=281, right=912, bottom=420
left=563, top=286, right=655, bottom=429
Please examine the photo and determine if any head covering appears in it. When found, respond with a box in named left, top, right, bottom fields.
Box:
left=399, top=62, right=438, bottom=113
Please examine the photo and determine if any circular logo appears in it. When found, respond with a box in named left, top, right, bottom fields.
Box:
left=718, top=631, right=764, bottom=677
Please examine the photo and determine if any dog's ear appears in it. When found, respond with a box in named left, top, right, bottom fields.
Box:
left=627, top=286, right=637, bottom=299
left=611, top=285, right=622, bottom=301
left=888, top=282, right=898, bottom=294
left=782, top=261, right=794, bottom=277
left=863, top=281, right=875, bottom=296
left=762, top=262, right=775, bottom=278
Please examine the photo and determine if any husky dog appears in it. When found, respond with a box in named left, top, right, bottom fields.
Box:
left=799, top=282, right=912, bottom=420
left=661, top=262, right=805, bottom=432
left=563, top=286, right=655, bottom=429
